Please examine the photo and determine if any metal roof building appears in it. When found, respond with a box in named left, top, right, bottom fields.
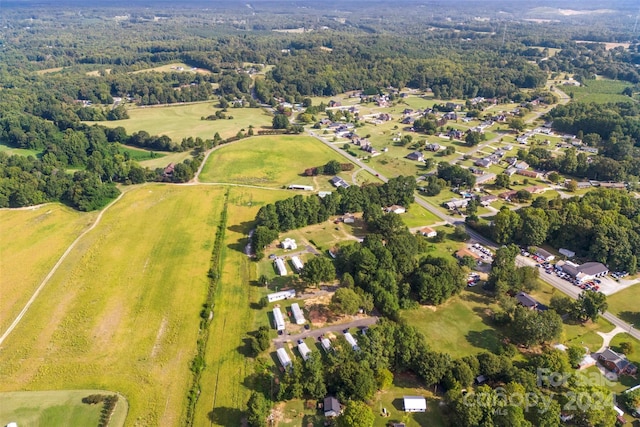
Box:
left=298, top=342, right=312, bottom=361
left=291, top=256, right=304, bottom=272
left=344, top=332, right=359, bottom=350
left=276, top=347, right=292, bottom=368
left=273, top=307, right=286, bottom=331
left=275, top=258, right=288, bottom=276
left=291, top=303, right=306, bottom=325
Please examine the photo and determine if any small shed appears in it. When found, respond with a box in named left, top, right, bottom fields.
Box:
left=403, top=396, right=427, bottom=412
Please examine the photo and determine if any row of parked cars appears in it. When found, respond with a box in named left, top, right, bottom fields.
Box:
left=612, top=271, right=629, bottom=279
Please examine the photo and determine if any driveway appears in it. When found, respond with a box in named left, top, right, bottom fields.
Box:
left=273, top=316, right=378, bottom=347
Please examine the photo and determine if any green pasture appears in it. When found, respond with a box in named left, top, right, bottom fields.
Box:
left=116, top=143, right=166, bottom=161
left=199, top=135, right=356, bottom=189
left=0, top=184, right=228, bottom=426
left=131, top=62, right=212, bottom=74
left=0, top=390, right=127, bottom=427
left=401, top=287, right=501, bottom=358
left=562, top=79, right=634, bottom=104
left=0, top=141, right=42, bottom=158
left=195, top=188, right=291, bottom=426
left=400, top=203, right=442, bottom=228
left=605, top=284, right=640, bottom=327
left=137, top=150, right=193, bottom=170
left=89, top=102, right=273, bottom=141
left=0, top=204, right=96, bottom=333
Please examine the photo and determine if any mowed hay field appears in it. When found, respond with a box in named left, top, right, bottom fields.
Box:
left=89, top=103, right=273, bottom=141
left=195, top=187, right=290, bottom=426
left=199, top=135, right=356, bottom=189
left=0, top=205, right=97, bottom=333
left=0, top=390, right=127, bottom=427
left=0, top=184, right=227, bottom=426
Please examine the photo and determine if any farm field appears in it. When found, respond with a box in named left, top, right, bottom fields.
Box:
left=116, top=143, right=166, bottom=161
left=0, top=184, right=228, bottom=426
left=604, top=284, right=640, bottom=327
left=137, top=150, right=193, bottom=170
left=194, top=187, right=291, bottom=426
left=89, top=102, right=273, bottom=141
left=401, top=287, right=501, bottom=359
left=130, top=62, right=212, bottom=74
left=561, top=78, right=633, bottom=104
left=0, top=204, right=97, bottom=333
left=199, top=135, right=356, bottom=189
left=0, top=390, right=127, bottom=427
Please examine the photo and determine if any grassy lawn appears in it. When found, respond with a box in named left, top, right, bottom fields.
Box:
left=0, top=390, right=127, bottom=427
left=116, top=143, right=166, bottom=161
left=89, top=103, right=273, bottom=141
left=0, top=184, right=228, bottom=426
left=401, top=287, right=501, bottom=358
left=131, top=62, right=212, bottom=74
left=401, top=203, right=442, bottom=228
left=0, top=204, right=97, bottom=333
left=137, top=150, right=193, bottom=169
left=562, top=79, right=633, bottom=104
left=195, top=187, right=291, bottom=426
left=605, top=284, right=640, bottom=326
left=0, top=141, right=42, bottom=158
left=199, top=135, right=356, bottom=189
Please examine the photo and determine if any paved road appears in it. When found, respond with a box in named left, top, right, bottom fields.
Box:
left=273, top=316, right=378, bottom=347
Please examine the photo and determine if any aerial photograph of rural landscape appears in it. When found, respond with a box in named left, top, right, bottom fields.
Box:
left=1, top=0, right=640, bottom=426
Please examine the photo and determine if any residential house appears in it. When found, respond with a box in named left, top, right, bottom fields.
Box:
left=275, top=258, right=288, bottom=276
left=444, top=198, right=468, bottom=210
left=276, top=347, right=292, bottom=369
left=478, top=194, right=498, bottom=206
left=444, top=111, right=458, bottom=120
left=420, top=227, right=437, bottom=238
left=324, top=396, right=342, bottom=417
left=298, top=341, right=312, bottom=361
left=475, top=158, right=492, bottom=168
left=273, top=307, right=286, bottom=331
left=455, top=248, right=481, bottom=261
left=499, top=190, right=517, bottom=200
left=505, top=167, right=518, bottom=176
left=524, top=186, right=545, bottom=194
left=426, top=143, right=441, bottom=152
left=469, top=167, right=485, bottom=175
left=330, top=176, right=350, bottom=188
left=163, top=163, right=175, bottom=178
left=291, top=256, right=304, bottom=273
left=516, top=292, right=539, bottom=310
left=517, top=169, right=540, bottom=179
left=386, top=205, right=406, bottom=214
left=515, top=161, right=529, bottom=170
left=406, top=151, right=424, bottom=162
left=281, top=238, right=298, bottom=250
left=599, top=348, right=638, bottom=375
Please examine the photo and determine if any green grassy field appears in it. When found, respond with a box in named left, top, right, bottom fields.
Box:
left=116, top=143, right=166, bottom=161
left=199, top=135, right=356, bottom=189
left=562, top=79, right=634, bottom=104
left=401, top=287, right=501, bottom=358
left=0, top=390, right=128, bottom=427
left=137, top=150, right=194, bottom=170
left=131, top=62, right=212, bottom=74
left=0, top=184, right=228, bottom=426
left=0, top=205, right=97, bottom=333
left=194, top=187, right=291, bottom=426
left=401, top=203, right=442, bottom=228
left=0, top=141, right=42, bottom=158
left=89, top=103, right=273, bottom=141
left=604, top=284, right=640, bottom=327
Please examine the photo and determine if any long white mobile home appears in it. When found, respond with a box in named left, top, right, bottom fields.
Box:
left=344, top=332, right=359, bottom=350
left=275, top=258, right=288, bottom=276
left=291, top=256, right=304, bottom=272
left=291, top=303, right=306, bottom=325
left=273, top=307, right=286, bottom=331
left=267, top=289, right=296, bottom=303
left=298, top=342, right=312, bottom=361
left=276, top=347, right=292, bottom=368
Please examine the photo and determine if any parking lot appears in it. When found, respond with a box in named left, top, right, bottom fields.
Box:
left=470, top=243, right=494, bottom=264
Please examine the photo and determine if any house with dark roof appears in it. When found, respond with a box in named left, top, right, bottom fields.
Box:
left=535, top=248, right=555, bottom=261
left=475, top=158, right=492, bottom=168
left=478, top=194, right=498, bottom=206
left=599, top=348, right=638, bottom=376
left=406, top=151, right=424, bottom=162
left=330, top=176, right=350, bottom=189
left=515, top=292, right=539, bottom=310
left=323, top=396, right=342, bottom=417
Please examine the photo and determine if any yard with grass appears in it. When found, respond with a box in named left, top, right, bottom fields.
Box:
left=89, top=102, right=273, bottom=141
left=130, top=62, right=212, bottom=74
left=0, top=204, right=97, bottom=333
left=0, top=141, right=42, bottom=158
left=401, top=288, right=501, bottom=358
left=0, top=390, right=127, bottom=427
left=199, top=135, right=356, bottom=189
left=0, top=184, right=228, bottom=426
left=604, top=284, right=640, bottom=327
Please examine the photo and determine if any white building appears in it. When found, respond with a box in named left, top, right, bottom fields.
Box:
left=559, top=248, right=576, bottom=258
left=275, top=258, right=288, bottom=276
left=321, top=337, right=332, bottom=352
left=276, top=347, right=292, bottom=368
left=403, top=396, right=427, bottom=412
left=281, top=238, right=298, bottom=250
left=288, top=184, right=314, bottom=191
left=273, top=307, right=286, bottom=331
left=344, top=332, right=359, bottom=350
left=298, top=341, right=312, bottom=361
left=267, top=289, right=296, bottom=303
left=291, top=303, right=306, bottom=325
left=291, top=256, right=304, bottom=272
